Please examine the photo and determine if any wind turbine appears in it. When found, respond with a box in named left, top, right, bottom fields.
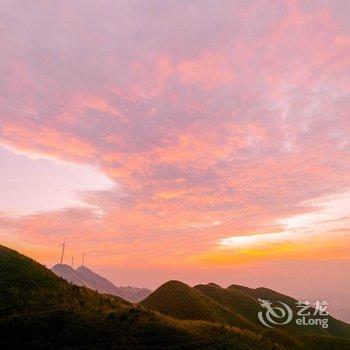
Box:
left=60, top=242, right=66, bottom=264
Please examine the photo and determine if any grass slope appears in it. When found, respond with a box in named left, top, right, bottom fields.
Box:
left=194, top=283, right=262, bottom=325
left=0, top=245, right=288, bottom=349
left=228, top=284, right=350, bottom=339
left=141, top=280, right=350, bottom=349
left=141, top=280, right=258, bottom=332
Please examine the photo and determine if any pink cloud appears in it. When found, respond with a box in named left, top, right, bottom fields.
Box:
left=0, top=0, right=349, bottom=302
left=177, top=51, right=234, bottom=89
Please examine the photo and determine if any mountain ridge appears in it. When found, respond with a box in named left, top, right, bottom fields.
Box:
left=2, top=245, right=350, bottom=349
left=227, top=284, right=350, bottom=339
left=141, top=280, right=259, bottom=332
left=51, top=262, right=152, bottom=303
left=0, top=245, right=301, bottom=349
left=141, top=280, right=350, bottom=341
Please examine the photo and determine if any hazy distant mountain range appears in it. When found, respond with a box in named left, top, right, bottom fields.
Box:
left=2, top=245, right=350, bottom=349
left=333, top=307, right=350, bottom=324
left=51, top=263, right=152, bottom=302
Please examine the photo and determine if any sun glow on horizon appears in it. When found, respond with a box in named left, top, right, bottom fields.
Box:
left=218, top=191, right=350, bottom=257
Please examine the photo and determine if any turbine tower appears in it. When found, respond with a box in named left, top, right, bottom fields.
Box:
left=82, top=252, right=85, bottom=267
left=71, top=256, right=74, bottom=268
left=60, top=242, right=66, bottom=264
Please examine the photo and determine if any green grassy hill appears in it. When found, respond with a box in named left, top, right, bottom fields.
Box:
left=194, top=283, right=261, bottom=325
left=197, top=283, right=324, bottom=336
left=141, top=280, right=259, bottom=332
left=0, top=245, right=128, bottom=318
left=141, top=280, right=350, bottom=349
left=0, top=245, right=290, bottom=349
left=1, top=245, right=350, bottom=349
left=228, top=284, right=350, bottom=339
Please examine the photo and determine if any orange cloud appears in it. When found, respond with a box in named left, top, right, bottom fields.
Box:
left=177, top=51, right=234, bottom=89
left=0, top=0, right=349, bottom=295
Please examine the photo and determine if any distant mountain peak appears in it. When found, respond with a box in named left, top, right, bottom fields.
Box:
left=51, top=263, right=73, bottom=270
left=76, top=265, right=92, bottom=272
left=51, top=263, right=152, bottom=303
left=51, top=263, right=88, bottom=287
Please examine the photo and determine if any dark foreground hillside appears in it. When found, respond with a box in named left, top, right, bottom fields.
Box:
left=1, top=245, right=350, bottom=349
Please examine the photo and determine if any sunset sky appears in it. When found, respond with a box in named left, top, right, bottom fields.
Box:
left=0, top=0, right=349, bottom=308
